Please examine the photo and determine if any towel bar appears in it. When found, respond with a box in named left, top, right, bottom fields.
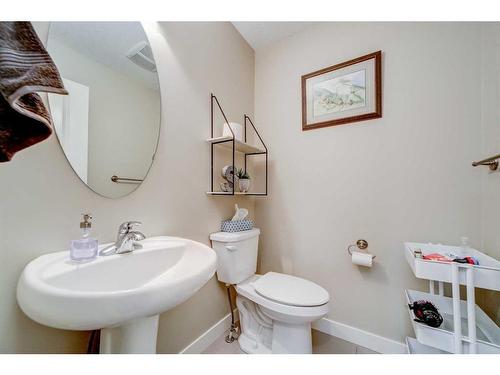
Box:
left=472, top=153, right=500, bottom=171
left=110, top=175, right=143, bottom=184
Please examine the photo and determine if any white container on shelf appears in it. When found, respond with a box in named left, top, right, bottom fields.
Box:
left=404, top=242, right=500, bottom=291
left=222, top=122, right=243, bottom=141
left=405, top=337, right=449, bottom=354
left=405, top=289, right=500, bottom=354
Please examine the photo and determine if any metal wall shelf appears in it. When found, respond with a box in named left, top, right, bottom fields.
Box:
left=207, top=136, right=266, bottom=154
left=206, top=191, right=268, bottom=196
left=209, top=93, right=268, bottom=196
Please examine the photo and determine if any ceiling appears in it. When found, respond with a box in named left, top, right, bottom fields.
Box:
left=48, top=22, right=314, bottom=84
left=48, top=22, right=159, bottom=90
left=232, top=22, right=315, bottom=50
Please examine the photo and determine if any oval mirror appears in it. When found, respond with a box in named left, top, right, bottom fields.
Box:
left=46, top=22, right=161, bottom=198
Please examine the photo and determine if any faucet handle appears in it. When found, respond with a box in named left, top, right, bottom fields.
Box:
left=118, top=221, right=142, bottom=234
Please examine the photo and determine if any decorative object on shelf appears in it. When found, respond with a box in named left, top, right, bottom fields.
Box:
left=222, top=165, right=238, bottom=182
left=302, top=51, right=382, bottom=131
left=221, top=204, right=253, bottom=232
left=220, top=165, right=238, bottom=192
left=223, top=122, right=243, bottom=141
left=220, top=182, right=231, bottom=192
left=236, top=168, right=251, bottom=193
left=208, top=93, right=268, bottom=196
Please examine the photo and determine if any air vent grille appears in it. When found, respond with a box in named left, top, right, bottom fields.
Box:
left=126, top=41, right=156, bottom=72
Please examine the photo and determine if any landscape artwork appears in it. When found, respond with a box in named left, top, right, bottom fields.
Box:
left=313, top=69, right=366, bottom=116
left=302, top=51, right=382, bottom=130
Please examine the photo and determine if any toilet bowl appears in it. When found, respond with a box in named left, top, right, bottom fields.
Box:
left=236, top=273, right=329, bottom=353
left=210, top=229, right=329, bottom=354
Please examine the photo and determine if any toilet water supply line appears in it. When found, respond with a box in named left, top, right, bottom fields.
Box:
left=450, top=263, right=477, bottom=354
left=225, top=284, right=239, bottom=343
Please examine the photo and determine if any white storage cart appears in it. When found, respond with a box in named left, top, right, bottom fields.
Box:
left=404, top=242, right=500, bottom=354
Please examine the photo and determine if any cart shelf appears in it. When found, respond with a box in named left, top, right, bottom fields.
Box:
left=404, top=240, right=500, bottom=354
left=405, top=289, right=500, bottom=354
left=404, top=242, right=500, bottom=291
left=405, top=337, right=449, bottom=354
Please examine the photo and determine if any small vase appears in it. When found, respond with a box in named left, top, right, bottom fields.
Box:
left=238, top=178, right=250, bottom=193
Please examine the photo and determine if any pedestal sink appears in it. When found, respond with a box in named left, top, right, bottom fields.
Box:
left=17, top=236, right=217, bottom=353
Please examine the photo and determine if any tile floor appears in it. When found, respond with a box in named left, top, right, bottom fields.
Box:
left=203, top=329, right=379, bottom=354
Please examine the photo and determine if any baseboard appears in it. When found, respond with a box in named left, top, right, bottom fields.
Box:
left=312, top=318, right=407, bottom=354
left=179, top=310, right=238, bottom=354
left=180, top=312, right=406, bottom=354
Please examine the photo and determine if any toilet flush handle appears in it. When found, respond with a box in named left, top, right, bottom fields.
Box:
left=226, top=245, right=237, bottom=252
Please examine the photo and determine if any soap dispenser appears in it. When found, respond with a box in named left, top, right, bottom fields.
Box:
left=458, top=236, right=470, bottom=256
left=70, top=214, right=98, bottom=262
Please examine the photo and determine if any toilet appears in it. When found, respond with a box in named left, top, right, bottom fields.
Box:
left=210, top=228, right=329, bottom=354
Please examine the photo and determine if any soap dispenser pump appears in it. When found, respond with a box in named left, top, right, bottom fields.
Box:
left=70, top=214, right=98, bottom=262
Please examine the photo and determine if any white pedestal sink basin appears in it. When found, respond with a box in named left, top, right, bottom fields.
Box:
left=17, top=236, right=216, bottom=353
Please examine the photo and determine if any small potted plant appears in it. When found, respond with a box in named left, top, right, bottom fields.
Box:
left=236, top=168, right=251, bottom=193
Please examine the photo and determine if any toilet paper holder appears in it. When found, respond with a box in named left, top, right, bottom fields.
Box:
left=347, top=239, right=376, bottom=259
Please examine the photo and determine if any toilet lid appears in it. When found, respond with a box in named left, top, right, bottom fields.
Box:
left=253, top=272, right=329, bottom=307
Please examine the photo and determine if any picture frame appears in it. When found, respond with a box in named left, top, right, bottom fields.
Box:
left=301, top=51, right=382, bottom=131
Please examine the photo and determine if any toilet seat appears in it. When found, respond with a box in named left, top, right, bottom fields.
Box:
left=253, top=272, right=329, bottom=307
left=236, top=274, right=329, bottom=324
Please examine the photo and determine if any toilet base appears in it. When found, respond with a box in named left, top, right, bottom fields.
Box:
left=271, top=321, right=312, bottom=354
left=236, top=295, right=273, bottom=353
left=238, top=332, right=272, bottom=354
left=236, top=294, right=314, bottom=354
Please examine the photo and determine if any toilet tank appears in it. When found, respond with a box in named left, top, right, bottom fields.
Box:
left=209, top=228, right=260, bottom=284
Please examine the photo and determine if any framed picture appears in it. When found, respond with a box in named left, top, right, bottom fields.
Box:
left=301, top=51, right=382, bottom=131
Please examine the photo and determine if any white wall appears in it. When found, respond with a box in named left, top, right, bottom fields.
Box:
left=48, top=38, right=161, bottom=198
left=0, top=22, right=255, bottom=353
left=254, top=22, right=484, bottom=343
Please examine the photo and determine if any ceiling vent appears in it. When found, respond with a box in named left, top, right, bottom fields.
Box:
left=126, top=41, right=156, bottom=72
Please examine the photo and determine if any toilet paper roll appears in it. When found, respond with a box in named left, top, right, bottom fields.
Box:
left=352, top=251, right=373, bottom=267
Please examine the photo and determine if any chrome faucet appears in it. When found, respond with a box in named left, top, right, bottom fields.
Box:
left=99, top=221, right=146, bottom=256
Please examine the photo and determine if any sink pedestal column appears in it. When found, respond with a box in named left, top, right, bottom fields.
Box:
left=100, top=315, right=159, bottom=354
